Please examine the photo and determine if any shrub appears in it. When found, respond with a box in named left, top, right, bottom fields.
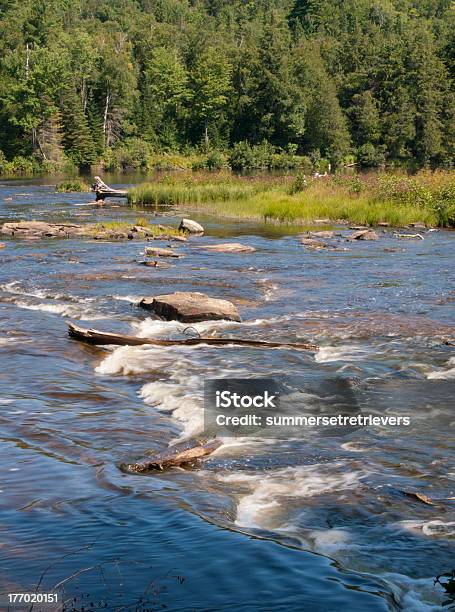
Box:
left=228, top=140, right=275, bottom=171
left=431, top=184, right=455, bottom=227
left=375, top=175, right=433, bottom=207
left=288, top=173, right=309, bottom=194
left=192, top=150, right=229, bottom=171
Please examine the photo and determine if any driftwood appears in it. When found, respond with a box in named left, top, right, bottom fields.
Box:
left=394, top=232, right=424, bottom=240
left=68, top=322, right=318, bottom=351
left=120, top=438, right=223, bottom=473
left=91, top=176, right=128, bottom=201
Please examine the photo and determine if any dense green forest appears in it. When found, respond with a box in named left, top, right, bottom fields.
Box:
left=0, top=0, right=454, bottom=174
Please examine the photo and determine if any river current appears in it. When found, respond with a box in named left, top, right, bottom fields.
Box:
left=0, top=179, right=454, bottom=611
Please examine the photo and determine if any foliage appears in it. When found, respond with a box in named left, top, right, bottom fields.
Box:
left=56, top=180, right=90, bottom=192
left=0, top=0, right=453, bottom=173
left=228, top=141, right=275, bottom=171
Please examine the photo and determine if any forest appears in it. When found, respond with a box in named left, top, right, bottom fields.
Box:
left=0, top=0, right=454, bottom=174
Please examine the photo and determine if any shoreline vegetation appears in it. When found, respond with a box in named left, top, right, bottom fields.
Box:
left=127, top=171, right=455, bottom=228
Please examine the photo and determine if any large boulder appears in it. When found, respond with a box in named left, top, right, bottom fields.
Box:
left=179, top=218, right=204, bottom=234
left=139, top=291, right=241, bottom=322
left=199, top=242, right=255, bottom=253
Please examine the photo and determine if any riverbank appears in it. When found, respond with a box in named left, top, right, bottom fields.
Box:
left=127, top=171, right=455, bottom=228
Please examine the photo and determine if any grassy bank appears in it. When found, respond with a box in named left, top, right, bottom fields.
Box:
left=128, top=172, right=455, bottom=227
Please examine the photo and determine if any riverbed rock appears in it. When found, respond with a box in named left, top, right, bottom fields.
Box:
left=1, top=220, right=182, bottom=242
left=179, top=218, right=204, bottom=234
left=139, top=291, right=241, bottom=322
left=199, top=242, right=256, bottom=253
left=144, top=246, right=180, bottom=258
left=348, top=229, right=379, bottom=241
left=0, top=243, right=5, bottom=249
left=300, top=237, right=329, bottom=249
left=1, top=221, right=85, bottom=238
left=308, top=230, right=335, bottom=239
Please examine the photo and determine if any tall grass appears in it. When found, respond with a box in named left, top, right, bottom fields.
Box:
left=128, top=171, right=455, bottom=227
left=128, top=175, right=262, bottom=206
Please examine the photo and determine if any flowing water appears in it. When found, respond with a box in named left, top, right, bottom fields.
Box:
left=0, top=179, right=454, bottom=611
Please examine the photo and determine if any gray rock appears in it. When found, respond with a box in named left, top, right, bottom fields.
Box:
left=139, top=291, right=241, bottom=322
left=179, top=218, right=204, bottom=234
left=348, top=230, right=379, bottom=241
left=308, top=230, right=334, bottom=239
left=300, top=237, right=328, bottom=249
left=199, top=242, right=255, bottom=253
left=144, top=246, right=180, bottom=258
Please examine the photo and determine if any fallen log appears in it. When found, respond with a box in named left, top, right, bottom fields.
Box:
left=91, top=176, right=128, bottom=201
left=120, top=437, right=223, bottom=473
left=67, top=322, right=318, bottom=351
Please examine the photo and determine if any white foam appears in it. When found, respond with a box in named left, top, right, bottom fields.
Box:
left=131, top=317, right=238, bottom=339
left=11, top=300, right=105, bottom=320
left=307, top=528, right=352, bottom=555
left=427, top=357, right=455, bottom=379
left=382, top=572, right=447, bottom=611
left=219, top=464, right=363, bottom=529
left=111, top=294, right=142, bottom=303
left=96, top=338, right=250, bottom=438
left=398, top=519, right=455, bottom=537
left=315, top=345, right=371, bottom=363
left=341, top=442, right=368, bottom=452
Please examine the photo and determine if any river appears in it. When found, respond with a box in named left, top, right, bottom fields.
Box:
left=0, top=179, right=454, bottom=611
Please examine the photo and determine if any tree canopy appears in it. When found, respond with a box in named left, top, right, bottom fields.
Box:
left=0, top=0, right=453, bottom=169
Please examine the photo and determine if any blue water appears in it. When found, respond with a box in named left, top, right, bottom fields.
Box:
left=0, top=180, right=454, bottom=611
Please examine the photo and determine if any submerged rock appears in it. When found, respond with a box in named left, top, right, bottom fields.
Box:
left=199, top=242, right=256, bottom=253
left=179, top=218, right=204, bottom=234
left=300, top=237, right=329, bottom=249
left=144, top=246, right=180, bottom=258
left=139, top=291, right=241, bottom=322
left=308, top=230, right=335, bottom=239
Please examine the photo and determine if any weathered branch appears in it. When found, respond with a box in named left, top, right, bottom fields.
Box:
left=120, top=438, right=223, bottom=473
left=67, top=322, right=318, bottom=351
